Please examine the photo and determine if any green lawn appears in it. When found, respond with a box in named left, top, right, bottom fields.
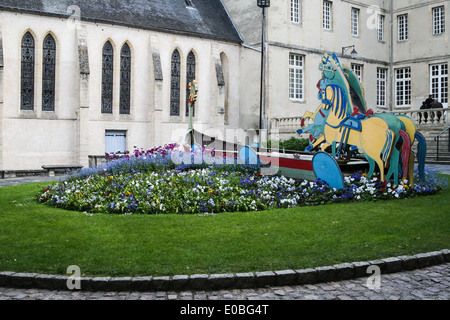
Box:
left=0, top=179, right=449, bottom=277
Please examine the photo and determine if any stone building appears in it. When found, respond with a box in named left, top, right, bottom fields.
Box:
left=0, top=0, right=244, bottom=171
left=222, top=0, right=449, bottom=136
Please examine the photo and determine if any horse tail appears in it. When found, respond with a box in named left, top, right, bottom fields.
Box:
left=398, top=130, right=411, bottom=178
left=415, top=131, right=427, bottom=180
left=381, top=130, right=394, bottom=163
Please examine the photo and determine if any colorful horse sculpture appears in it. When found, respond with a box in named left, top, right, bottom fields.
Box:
left=299, top=53, right=427, bottom=185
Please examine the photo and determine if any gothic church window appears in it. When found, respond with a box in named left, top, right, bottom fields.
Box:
left=21, top=32, right=35, bottom=111
left=120, top=43, right=131, bottom=115
left=42, top=34, right=56, bottom=112
left=102, top=41, right=114, bottom=114
left=170, top=49, right=181, bottom=116
left=186, top=51, right=196, bottom=116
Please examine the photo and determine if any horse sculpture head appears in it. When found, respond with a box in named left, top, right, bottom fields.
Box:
left=318, top=53, right=353, bottom=115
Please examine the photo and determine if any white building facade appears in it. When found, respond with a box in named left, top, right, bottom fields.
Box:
left=223, top=0, right=449, bottom=136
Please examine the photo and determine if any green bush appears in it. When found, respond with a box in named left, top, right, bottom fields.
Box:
left=265, top=137, right=309, bottom=152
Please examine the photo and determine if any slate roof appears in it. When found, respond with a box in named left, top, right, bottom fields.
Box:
left=0, top=0, right=243, bottom=43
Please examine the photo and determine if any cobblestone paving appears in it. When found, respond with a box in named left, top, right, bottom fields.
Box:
left=1, top=263, right=448, bottom=300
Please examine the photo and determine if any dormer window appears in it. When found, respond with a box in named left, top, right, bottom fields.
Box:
left=185, top=0, right=193, bottom=7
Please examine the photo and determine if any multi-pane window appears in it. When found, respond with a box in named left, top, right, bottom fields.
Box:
left=289, top=53, right=304, bottom=101
left=20, top=32, right=35, bottom=111
left=170, top=49, right=181, bottom=116
left=101, top=41, right=114, bottom=114
left=430, top=63, right=448, bottom=104
left=351, top=64, right=363, bottom=82
left=291, top=0, right=300, bottom=24
left=186, top=51, right=196, bottom=116
left=398, top=14, right=408, bottom=41
left=377, top=15, right=384, bottom=41
left=42, top=34, right=56, bottom=112
left=351, top=8, right=359, bottom=36
left=323, top=1, right=332, bottom=30
left=120, top=43, right=131, bottom=115
left=433, top=6, right=445, bottom=35
left=376, top=68, right=387, bottom=108
left=395, top=67, right=411, bottom=107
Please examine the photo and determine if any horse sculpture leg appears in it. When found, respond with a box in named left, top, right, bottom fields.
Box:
left=415, top=131, right=427, bottom=180
left=398, top=130, right=411, bottom=180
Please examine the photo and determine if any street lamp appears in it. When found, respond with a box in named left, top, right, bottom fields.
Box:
left=342, top=45, right=358, bottom=58
left=257, top=0, right=270, bottom=7
left=257, top=0, right=270, bottom=133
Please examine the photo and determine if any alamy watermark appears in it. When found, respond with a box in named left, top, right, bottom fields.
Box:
left=66, top=265, right=81, bottom=290
left=366, top=5, right=382, bottom=30
left=366, top=265, right=381, bottom=290
left=169, top=126, right=281, bottom=175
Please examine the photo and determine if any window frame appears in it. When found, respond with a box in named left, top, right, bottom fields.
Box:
left=105, top=130, right=127, bottom=154
left=20, top=31, right=35, bottom=111
left=185, top=51, right=196, bottom=117
left=376, top=67, right=388, bottom=108
left=291, top=0, right=300, bottom=24
left=432, top=6, right=445, bottom=35
left=430, top=63, right=448, bottom=106
left=170, top=49, right=181, bottom=116
left=395, top=67, right=412, bottom=108
left=42, top=34, right=56, bottom=112
left=101, top=41, right=114, bottom=114
left=351, top=7, right=360, bottom=37
left=323, top=1, right=332, bottom=31
left=351, top=63, right=363, bottom=82
left=377, top=14, right=385, bottom=41
left=119, top=43, right=131, bottom=115
left=289, top=53, right=305, bottom=102
left=398, top=14, right=408, bottom=41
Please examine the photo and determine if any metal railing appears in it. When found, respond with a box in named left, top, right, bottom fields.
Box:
left=434, top=126, right=450, bottom=161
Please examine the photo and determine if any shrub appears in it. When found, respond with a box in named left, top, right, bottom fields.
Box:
left=265, top=137, right=310, bottom=152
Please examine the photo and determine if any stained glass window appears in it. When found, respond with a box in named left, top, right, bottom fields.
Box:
left=170, top=49, right=181, bottom=116
left=186, top=51, right=196, bottom=116
left=21, top=32, right=35, bottom=111
left=42, top=34, right=56, bottom=112
left=120, top=43, right=131, bottom=115
left=102, top=41, right=114, bottom=114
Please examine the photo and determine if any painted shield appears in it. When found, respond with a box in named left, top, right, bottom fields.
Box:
left=312, top=151, right=344, bottom=190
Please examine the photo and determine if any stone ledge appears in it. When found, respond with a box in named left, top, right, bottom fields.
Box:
left=0, top=249, right=448, bottom=292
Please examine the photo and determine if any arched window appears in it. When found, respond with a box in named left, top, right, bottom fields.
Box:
left=101, top=41, right=114, bottom=114
left=186, top=51, right=196, bottom=116
left=120, top=43, right=131, bottom=115
left=21, top=32, right=35, bottom=110
left=170, top=49, right=181, bottom=116
left=42, top=34, right=56, bottom=111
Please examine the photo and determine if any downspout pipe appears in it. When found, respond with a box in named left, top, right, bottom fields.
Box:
left=389, top=0, right=394, bottom=111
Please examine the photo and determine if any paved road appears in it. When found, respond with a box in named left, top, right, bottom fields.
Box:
left=0, top=263, right=448, bottom=301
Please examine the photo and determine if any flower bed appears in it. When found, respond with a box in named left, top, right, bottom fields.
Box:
left=38, top=145, right=448, bottom=215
